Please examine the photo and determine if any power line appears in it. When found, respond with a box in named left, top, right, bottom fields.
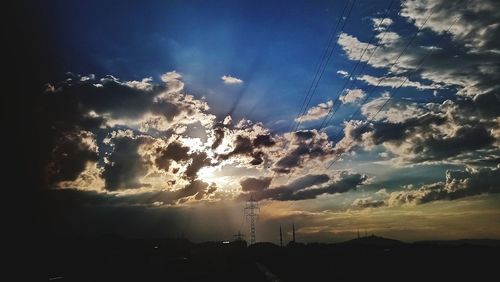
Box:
left=270, top=0, right=356, bottom=184
left=292, top=0, right=357, bottom=133
left=320, top=3, right=437, bottom=134
left=317, top=0, right=397, bottom=130
left=289, top=0, right=351, bottom=133
left=326, top=13, right=464, bottom=169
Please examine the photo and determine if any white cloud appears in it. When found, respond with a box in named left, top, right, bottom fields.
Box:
left=376, top=31, right=401, bottom=45
left=400, top=0, right=500, bottom=52
left=339, top=88, right=366, bottom=104
left=221, top=75, right=243, bottom=85
left=372, top=17, right=393, bottom=31
left=161, top=71, right=184, bottom=93
left=295, top=100, right=333, bottom=122
left=357, top=74, right=438, bottom=90
left=360, top=93, right=426, bottom=123
left=80, top=74, right=95, bottom=81
left=125, top=77, right=154, bottom=91
left=337, top=70, right=349, bottom=77
left=337, top=1, right=500, bottom=99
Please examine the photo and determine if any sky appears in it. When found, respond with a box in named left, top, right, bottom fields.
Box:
left=24, top=0, right=500, bottom=243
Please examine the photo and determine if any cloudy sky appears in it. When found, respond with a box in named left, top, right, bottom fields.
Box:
left=27, top=0, right=499, bottom=243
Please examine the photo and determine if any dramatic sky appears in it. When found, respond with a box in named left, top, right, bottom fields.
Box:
left=30, top=0, right=499, bottom=243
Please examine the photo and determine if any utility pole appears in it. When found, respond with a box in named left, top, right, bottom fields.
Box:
left=292, top=223, right=296, bottom=242
left=245, top=196, right=259, bottom=245
left=280, top=225, right=283, bottom=247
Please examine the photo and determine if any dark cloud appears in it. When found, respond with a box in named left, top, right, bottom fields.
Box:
left=151, top=100, right=181, bottom=122
left=230, top=136, right=253, bottom=155
left=388, top=165, right=500, bottom=206
left=45, top=132, right=99, bottom=185
left=219, top=134, right=273, bottom=166
left=102, top=135, right=152, bottom=190
left=289, top=173, right=367, bottom=200
left=342, top=95, right=499, bottom=165
left=240, top=177, right=272, bottom=192
left=37, top=84, right=104, bottom=188
left=55, top=75, right=164, bottom=119
left=370, top=113, right=446, bottom=144
left=183, top=121, right=209, bottom=142
left=351, top=198, right=385, bottom=209
left=155, top=141, right=190, bottom=171
left=294, top=130, right=315, bottom=140
left=211, top=123, right=226, bottom=149
left=274, top=130, right=333, bottom=173
left=240, top=172, right=366, bottom=201
left=414, top=125, right=494, bottom=162
left=176, top=180, right=209, bottom=200
left=470, top=91, right=500, bottom=118
left=253, top=134, right=276, bottom=147
left=195, top=183, right=217, bottom=200
left=185, top=152, right=211, bottom=180
left=368, top=112, right=494, bottom=163
left=250, top=151, right=265, bottom=165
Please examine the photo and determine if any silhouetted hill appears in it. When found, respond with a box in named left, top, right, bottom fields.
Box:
left=345, top=234, right=405, bottom=247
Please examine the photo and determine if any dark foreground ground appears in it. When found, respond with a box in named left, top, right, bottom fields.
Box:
left=38, top=236, right=499, bottom=281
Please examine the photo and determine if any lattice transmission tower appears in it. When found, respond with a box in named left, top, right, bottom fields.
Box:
left=245, top=196, right=259, bottom=245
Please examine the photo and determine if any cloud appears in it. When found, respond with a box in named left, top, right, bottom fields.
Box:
left=357, top=74, right=437, bottom=90
left=155, top=141, right=191, bottom=172
left=337, top=70, right=349, bottom=77
left=102, top=131, right=155, bottom=190
left=161, top=71, right=184, bottom=93
left=327, top=89, right=498, bottom=166
left=337, top=1, right=500, bottom=99
left=184, top=152, right=211, bottom=180
left=360, top=98, right=497, bottom=164
left=46, top=131, right=100, bottom=186
left=400, top=0, right=500, bottom=53
left=240, top=177, right=272, bottom=192
left=376, top=31, right=401, bottom=45
left=295, top=100, right=333, bottom=122
left=221, top=75, right=243, bottom=85
left=239, top=172, right=367, bottom=201
left=360, top=93, right=426, bottom=122
left=388, top=165, right=500, bottom=206
left=372, top=17, right=393, bottom=31
left=339, top=89, right=366, bottom=104
left=351, top=197, right=385, bottom=209
left=125, top=77, right=154, bottom=91
left=273, top=130, right=335, bottom=173
left=253, top=134, right=276, bottom=147
left=38, top=71, right=219, bottom=194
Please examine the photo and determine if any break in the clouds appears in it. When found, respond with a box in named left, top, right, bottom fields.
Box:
left=221, top=75, right=243, bottom=85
